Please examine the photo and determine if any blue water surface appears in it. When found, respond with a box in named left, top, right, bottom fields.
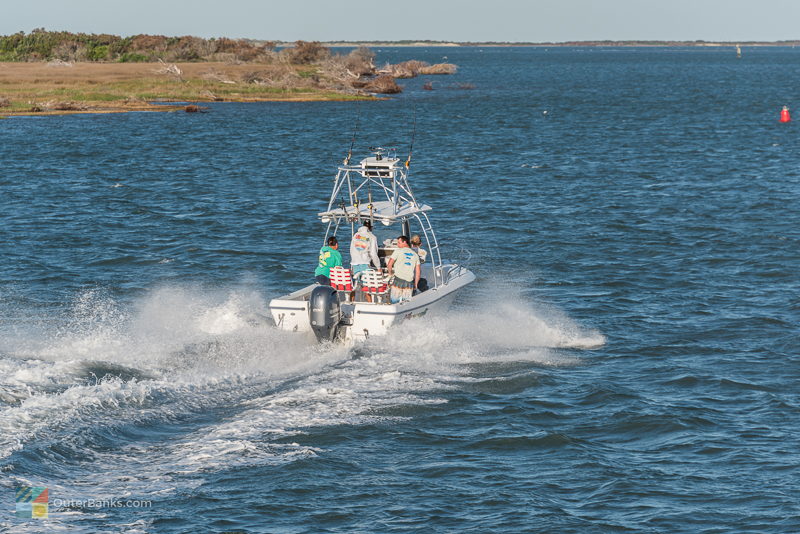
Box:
left=1, top=46, right=799, bottom=533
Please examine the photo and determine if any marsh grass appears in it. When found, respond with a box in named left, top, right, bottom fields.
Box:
left=0, top=61, right=373, bottom=115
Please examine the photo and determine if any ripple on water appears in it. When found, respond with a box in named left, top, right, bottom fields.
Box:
left=2, top=47, right=800, bottom=533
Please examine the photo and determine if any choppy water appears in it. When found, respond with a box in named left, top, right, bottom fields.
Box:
left=1, top=47, right=799, bottom=533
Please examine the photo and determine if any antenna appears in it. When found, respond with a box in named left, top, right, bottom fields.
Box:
left=344, top=106, right=360, bottom=166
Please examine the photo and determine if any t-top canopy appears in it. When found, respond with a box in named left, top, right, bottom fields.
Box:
left=319, top=200, right=432, bottom=224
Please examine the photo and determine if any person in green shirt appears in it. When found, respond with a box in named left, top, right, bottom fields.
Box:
left=314, top=236, right=342, bottom=285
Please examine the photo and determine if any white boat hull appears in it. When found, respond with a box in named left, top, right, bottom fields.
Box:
left=269, top=265, right=475, bottom=343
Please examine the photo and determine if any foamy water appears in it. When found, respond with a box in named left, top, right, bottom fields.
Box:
left=0, top=281, right=598, bottom=530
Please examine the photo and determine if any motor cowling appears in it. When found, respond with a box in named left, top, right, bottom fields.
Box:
left=309, top=285, right=341, bottom=342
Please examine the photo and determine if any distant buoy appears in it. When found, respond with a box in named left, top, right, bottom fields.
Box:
left=780, top=106, right=791, bottom=123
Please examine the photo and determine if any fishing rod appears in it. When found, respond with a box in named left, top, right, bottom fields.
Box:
left=368, top=186, right=374, bottom=229
left=344, top=107, right=361, bottom=224
left=343, top=106, right=360, bottom=166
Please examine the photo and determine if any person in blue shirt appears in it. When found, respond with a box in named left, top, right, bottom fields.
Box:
left=314, top=236, right=342, bottom=285
left=386, top=235, right=420, bottom=303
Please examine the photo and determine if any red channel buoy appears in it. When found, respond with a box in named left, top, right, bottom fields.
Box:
left=780, top=106, right=791, bottom=123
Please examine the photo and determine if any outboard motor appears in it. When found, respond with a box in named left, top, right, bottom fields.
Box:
left=309, top=285, right=341, bottom=342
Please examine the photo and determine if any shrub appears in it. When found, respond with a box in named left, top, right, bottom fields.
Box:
left=119, top=52, right=149, bottom=63
left=90, top=34, right=120, bottom=46
left=419, top=63, right=457, bottom=75
left=87, top=45, right=109, bottom=61
left=361, top=75, right=402, bottom=94
left=282, top=41, right=330, bottom=64
left=210, top=37, right=265, bottom=62
left=345, top=47, right=376, bottom=76
left=109, top=36, right=133, bottom=56
left=53, top=41, right=88, bottom=61
left=385, top=60, right=428, bottom=78
left=130, top=34, right=169, bottom=54
left=164, top=36, right=209, bottom=61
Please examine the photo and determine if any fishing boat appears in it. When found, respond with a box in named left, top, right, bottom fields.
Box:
left=269, top=146, right=475, bottom=343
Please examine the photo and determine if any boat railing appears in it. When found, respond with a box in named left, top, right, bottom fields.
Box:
left=442, top=246, right=472, bottom=284
left=337, top=159, right=401, bottom=173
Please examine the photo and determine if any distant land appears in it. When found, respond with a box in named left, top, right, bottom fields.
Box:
left=0, top=30, right=458, bottom=117
left=4, top=29, right=797, bottom=118
left=309, top=40, right=800, bottom=47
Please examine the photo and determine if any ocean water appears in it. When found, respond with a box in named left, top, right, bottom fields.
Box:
left=0, top=46, right=798, bottom=533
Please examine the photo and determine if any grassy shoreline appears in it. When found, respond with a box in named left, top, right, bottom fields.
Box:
left=0, top=61, right=374, bottom=117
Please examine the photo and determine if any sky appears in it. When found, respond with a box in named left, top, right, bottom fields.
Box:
left=4, top=0, right=800, bottom=42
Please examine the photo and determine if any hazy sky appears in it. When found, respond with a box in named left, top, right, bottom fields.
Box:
left=5, top=0, right=800, bottom=42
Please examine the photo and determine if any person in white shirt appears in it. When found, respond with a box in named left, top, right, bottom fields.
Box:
left=350, top=219, right=380, bottom=281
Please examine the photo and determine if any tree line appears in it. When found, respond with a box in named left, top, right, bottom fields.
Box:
left=0, top=29, right=331, bottom=63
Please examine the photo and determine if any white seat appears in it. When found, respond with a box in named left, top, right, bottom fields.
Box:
left=360, top=269, right=389, bottom=302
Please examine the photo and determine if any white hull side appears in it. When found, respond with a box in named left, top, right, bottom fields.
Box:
left=343, top=268, right=474, bottom=342
left=269, top=284, right=315, bottom=333
left=268, top=268, right=475, bottom=343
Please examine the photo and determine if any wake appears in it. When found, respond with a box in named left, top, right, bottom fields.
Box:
left=0, top=281, right=603, bottom=478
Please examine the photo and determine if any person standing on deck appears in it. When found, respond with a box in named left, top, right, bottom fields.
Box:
left=315, top=236, right=342, bottom=285
left=350, top=219, right=381, bottom=280
left=409, top=234, right=429, bottom=292
left=409, top=234, right=427, bottom=264
left=386, top=235, right=420, bottom=303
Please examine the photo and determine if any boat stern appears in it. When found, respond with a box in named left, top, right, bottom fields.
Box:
left=269, top=284, right=316, bottom=333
